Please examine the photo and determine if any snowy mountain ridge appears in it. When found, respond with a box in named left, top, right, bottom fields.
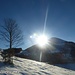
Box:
left=50, top=37, right=66, bottom=46
left=17, top=37, right=75, bottom=64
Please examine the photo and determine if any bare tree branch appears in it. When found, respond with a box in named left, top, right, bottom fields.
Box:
left=0, top=18, right=23, bottom=48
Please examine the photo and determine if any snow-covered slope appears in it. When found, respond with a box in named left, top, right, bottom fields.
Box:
left=50, top=37, right=66, bottom=46
left=0, top=56, right=75, bottom=75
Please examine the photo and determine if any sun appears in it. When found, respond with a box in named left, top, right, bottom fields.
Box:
left=30, top=33, right=49, bottom=47
left=36, top=35, right=48, bottom=47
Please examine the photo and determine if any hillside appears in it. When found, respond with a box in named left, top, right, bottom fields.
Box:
left=0, top=56, right=75, bottom=75
left=17, top=37, right=75, bottom=64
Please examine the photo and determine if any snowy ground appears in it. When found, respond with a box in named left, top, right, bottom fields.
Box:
left=0, top=56, right=75, bottom=75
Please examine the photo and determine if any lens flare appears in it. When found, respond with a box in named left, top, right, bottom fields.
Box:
left=36, top=35, right=48, bottom=47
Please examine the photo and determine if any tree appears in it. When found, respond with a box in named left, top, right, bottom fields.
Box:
left=0, top=18, right=23, bottom=48
left=0, top=18, right=23, bottom=64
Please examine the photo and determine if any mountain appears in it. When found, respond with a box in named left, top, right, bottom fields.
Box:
left=50, top=37, right=66, bottom=45
left=16, top=37, right=75, bottom=64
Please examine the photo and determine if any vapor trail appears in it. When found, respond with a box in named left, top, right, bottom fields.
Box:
left=43, top=5, right=49, bottom=34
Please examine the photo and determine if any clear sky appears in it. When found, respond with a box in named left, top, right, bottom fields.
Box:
left=0, top=0, right=75, bottom=49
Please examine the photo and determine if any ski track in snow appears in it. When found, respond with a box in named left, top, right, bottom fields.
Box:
left=0, top=56, right=75, bottom=75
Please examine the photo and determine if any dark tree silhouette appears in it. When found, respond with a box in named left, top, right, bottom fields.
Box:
left=0, top=18, right=23, bottom=48
left=0, top=18, right=23, bottom=64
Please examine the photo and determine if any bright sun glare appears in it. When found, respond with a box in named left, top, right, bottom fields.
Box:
left=30, top=33, right=49, bottom=47
left=36, top=35, right=48, bottom=47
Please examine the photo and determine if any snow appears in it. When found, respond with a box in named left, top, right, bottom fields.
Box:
left=22, top=50, right=30, bottom=56
left=50, top=37, right=65, bottom=46
left=0, top=56, right=75, bottom=75
left=55, top=64, right=75, bottom=71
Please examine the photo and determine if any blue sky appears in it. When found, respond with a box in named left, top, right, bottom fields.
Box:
left=0, top=0, right=75, bottom=49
